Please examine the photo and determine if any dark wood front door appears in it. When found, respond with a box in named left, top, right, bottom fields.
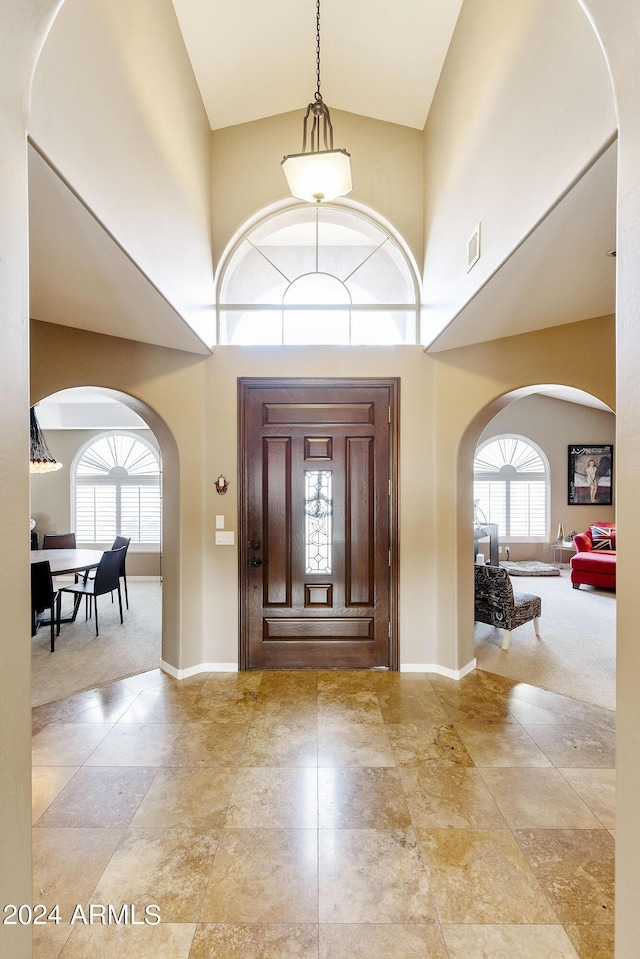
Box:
left=239, top=378, right=398, bottom=670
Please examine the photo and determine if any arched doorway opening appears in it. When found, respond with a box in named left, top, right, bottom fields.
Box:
left=460, top=384, right=615, bottom=708
left=29, top=386, right=182, bottom=691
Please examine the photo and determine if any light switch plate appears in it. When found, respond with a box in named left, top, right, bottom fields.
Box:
left=215, top=531, right=235, bottom=546
left=215, top=515, right=225, bottom=529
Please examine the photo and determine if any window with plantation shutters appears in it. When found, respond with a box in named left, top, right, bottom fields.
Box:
left=73, top=433, right=161, bottom=544
left=474, top=436, right=548, bottom=541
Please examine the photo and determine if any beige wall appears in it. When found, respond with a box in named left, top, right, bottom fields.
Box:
left=0, top=4, right=65, bottom=953
left=478, top=392, right=615, bottom=562
left=30, top=328, right=439, bottom=670
left=31, top=315, right=615, bottom=676
left=211, top=110, right=424, bottom=273
left=30, top=428, right=162, bottom=576
left=30, top=320, right=208, bottom=671
left=3, top=1, right=640, bottom=955
left=580, top=1, right=640, bottom=948
left=29, top=0, right=215, bottom=342
left=203, top=345, right=436, bottom=668
left=422, top=0, right=616, bottom=342
left=430, top=314, right=615, bottom=671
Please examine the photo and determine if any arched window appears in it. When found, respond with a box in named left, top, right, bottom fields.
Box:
left=73, top=432, right=161, bottom=544
left=218, top=205, right=419, bottom=345
left=474, top=435, right=549, bottom=540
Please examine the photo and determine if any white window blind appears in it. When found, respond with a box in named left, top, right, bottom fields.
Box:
left=474, top=436, right=548, bottom=539
left=120, top=486, right=162, bottom=542
left=73, top=433, right=161, bottom=544
left=75, top=487, right=117, bottom=542
left=509, top=481, right=546, bottom=537
left=473, top=481, right=507, bottom=535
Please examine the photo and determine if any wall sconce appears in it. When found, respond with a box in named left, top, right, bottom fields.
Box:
left=215, top=474, right=229, bottom=495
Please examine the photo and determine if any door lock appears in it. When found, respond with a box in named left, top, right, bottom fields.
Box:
left=250, top=539, right=261, bottom=551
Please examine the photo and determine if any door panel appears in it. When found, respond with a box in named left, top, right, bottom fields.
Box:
left=262, top=437, right=291, bottom=606
left=239, top=379, right=398, bottom=670
left=346, top=436, right=374, bottom=606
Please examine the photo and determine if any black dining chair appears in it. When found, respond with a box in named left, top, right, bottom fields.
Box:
left=59, top=547, right=125, bottom=636
left=43, top=531, right=82, bottom=585
left=85, top=535, right=131, bottom=610
left=42, top=532, right=77, bottom=549
left=111, top=535, right=131, bottom=609
left=31, top=561, right=61, bottom=652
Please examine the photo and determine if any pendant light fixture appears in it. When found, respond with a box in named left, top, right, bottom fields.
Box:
left=30, top=406, right=63, bottom=473
left=281, top=0, right=352, bottom=203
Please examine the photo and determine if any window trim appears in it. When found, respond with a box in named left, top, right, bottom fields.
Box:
left=473, top=433, right=550, bottom=543
left=216, top=202, right=420, bottom=346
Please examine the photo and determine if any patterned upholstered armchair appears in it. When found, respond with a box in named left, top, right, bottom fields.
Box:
left=474, top=564, right=542, bottom=650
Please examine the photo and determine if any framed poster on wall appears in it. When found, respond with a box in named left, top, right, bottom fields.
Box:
left=568, top=444, right=613, bottom=505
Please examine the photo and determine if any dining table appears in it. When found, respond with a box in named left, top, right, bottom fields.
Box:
left=30, top=548, right=104, bottom=577
left=30, top=548, right=104, bottom=625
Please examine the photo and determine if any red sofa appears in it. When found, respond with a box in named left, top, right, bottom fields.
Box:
left=570, top=523, right=616, bottom=590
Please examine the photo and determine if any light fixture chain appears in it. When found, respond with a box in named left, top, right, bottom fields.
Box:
left=281, top=0, right=352, bottom=202
left=315, top=0, right=322, bottom=101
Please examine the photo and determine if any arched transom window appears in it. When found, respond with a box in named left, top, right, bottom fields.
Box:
left=474, top=435, right=549, bottom=540
left=73, top=432, right=161, bottom=544
left=218, top=206, right=418, bottom=345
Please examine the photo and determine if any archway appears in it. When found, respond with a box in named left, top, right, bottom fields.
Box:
left=465, top=386, right=616, bottom=709
left=3, top=2, right=638, bottom=957
left=30, top=386, right=182, bottom=675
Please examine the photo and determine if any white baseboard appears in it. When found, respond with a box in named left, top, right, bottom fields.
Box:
left=161, top=659, right=478, bottom=681
left=160, top=661, right=239, bottom=680
left=401, top=659, right=476, bottom=680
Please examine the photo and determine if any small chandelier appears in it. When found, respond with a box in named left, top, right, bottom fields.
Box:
left=30, top=406, right=62, bottom=473
left=281, top=0, right=352, bottom=204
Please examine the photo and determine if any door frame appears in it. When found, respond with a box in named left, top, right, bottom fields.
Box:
left=238, top=376, right=400, bottom=670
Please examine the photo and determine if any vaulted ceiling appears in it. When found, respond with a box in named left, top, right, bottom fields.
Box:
left=28, top=0, right=616, bottom=372
left=170, top=0, right=464, bottom=131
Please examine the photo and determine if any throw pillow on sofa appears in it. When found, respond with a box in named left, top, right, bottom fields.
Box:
left=590, top=524, right=616, bottom=550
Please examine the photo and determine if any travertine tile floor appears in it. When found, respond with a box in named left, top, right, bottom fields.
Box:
left=31, top=668, right=615, bottom=958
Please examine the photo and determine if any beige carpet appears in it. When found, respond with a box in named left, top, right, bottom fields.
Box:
left=475, top=567, right=616, bottom=710
left=31, top=579, right=162, bottom=706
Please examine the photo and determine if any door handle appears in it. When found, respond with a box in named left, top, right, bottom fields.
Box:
left=250, top=556, right=263, bottom=568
